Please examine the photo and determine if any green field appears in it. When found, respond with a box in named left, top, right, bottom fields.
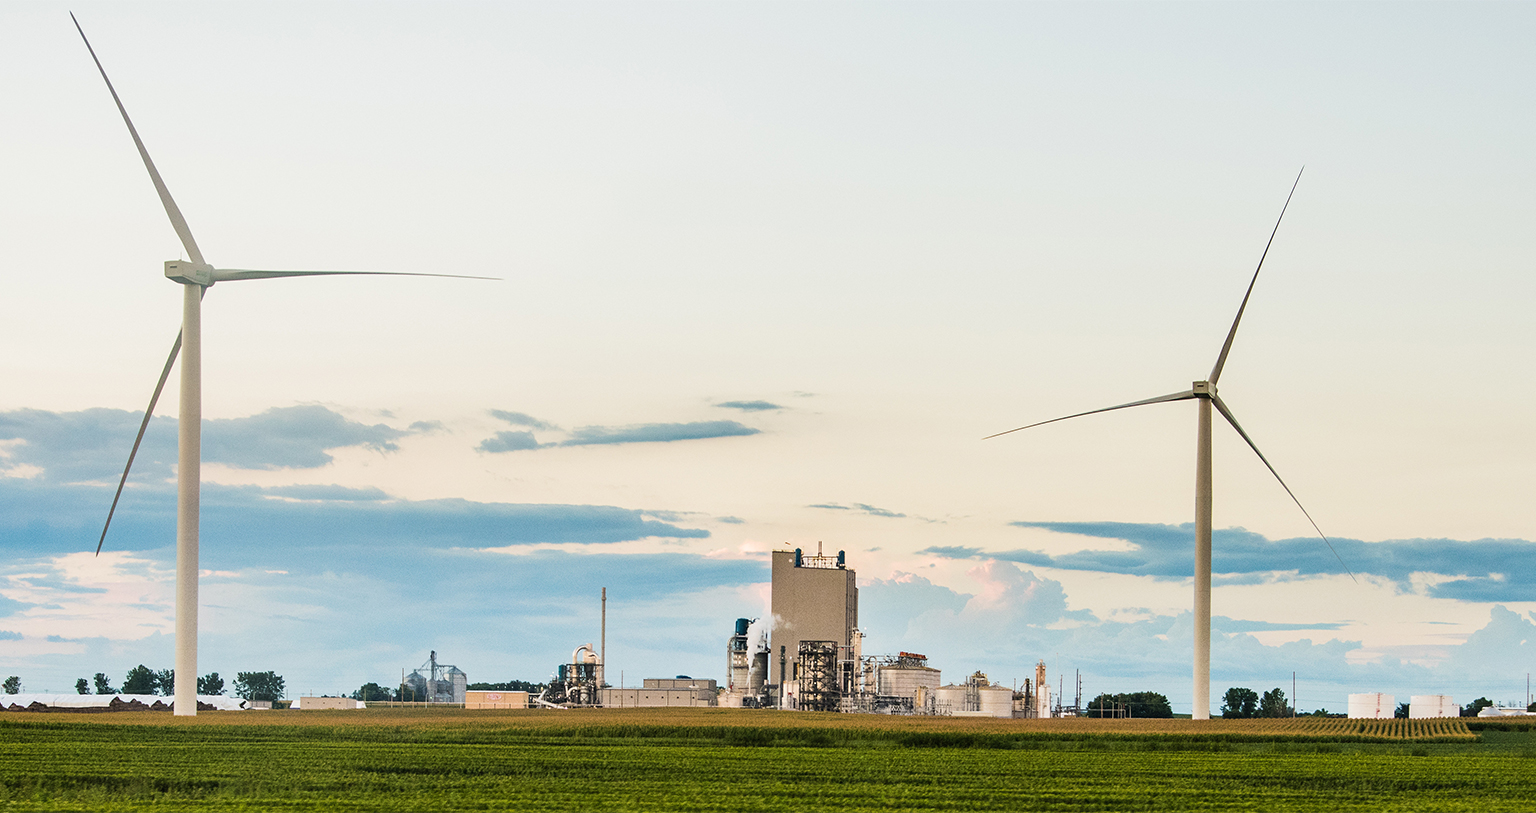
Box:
left=1, top=709, right=1533, bottom=811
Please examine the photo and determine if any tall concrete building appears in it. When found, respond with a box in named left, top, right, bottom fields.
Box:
left=770, top=546, right=857, bottom=690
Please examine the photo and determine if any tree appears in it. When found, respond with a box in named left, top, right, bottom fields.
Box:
left=467, top=680, right=546, bottom=693
left=234, top=671, right=286, bottom=702
left=122, top=665, right=157, bottom=695
left=1260, top=687, right=1289, bottom=718
left=93, top=673, right=114, bottom=694
left=1395, top=702, right=1410, bottom=719
left=1462, top=697, right=1493, bottom=717
left=2, top=676, right=19, bottom=694
left=76, top=678, right=91, bottom=695
left=1085, top=691, right=1172, bottom=718
left=351, top=682, right=394, bottom=702
left=198, top=672, right=225, bottom=696
left=1221, top=687, right=1259, bottom=719
left=154, top=669, right=175, bottom=696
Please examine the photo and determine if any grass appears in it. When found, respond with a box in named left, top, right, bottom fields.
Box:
left=0, top=708, right=1532, bottom=811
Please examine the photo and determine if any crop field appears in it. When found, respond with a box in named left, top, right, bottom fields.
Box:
left=1, top=709, right=1532, bottom=812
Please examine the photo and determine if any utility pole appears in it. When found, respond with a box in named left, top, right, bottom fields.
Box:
left=1293, top=671, right=1297, bottom=717
left=601, top=588, right=607, bottom=692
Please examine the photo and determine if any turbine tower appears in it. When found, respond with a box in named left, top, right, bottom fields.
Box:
left=74, top=16, right=493, bottom=716
left=987, top=170, right=1350, bottom=720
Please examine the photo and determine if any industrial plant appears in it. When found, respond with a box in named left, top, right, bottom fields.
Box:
left=518, top=544, right=1056, bottom=717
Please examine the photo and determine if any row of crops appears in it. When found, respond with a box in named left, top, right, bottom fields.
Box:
left=0, top=707, right=1480, bottom=743
left=0, top=714, right=1529, bottom=812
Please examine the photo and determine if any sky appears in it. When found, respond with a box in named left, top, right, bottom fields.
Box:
left=2, top=1, right=1534, bottom=713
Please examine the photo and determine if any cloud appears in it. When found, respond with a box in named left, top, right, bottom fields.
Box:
left=809, top=503, right=907, bottom=519
left=477, top=431, right=541, bottom=453
left=1212, top=618, right=1346, bottom=633
left=478, top=417, right=761, bottom=453
left=489, top=410, right=558, bottom=431
left=0, top=535, right=760, bottom=698
left=204, top=406, right=407, bottom=469
left=858, top=561, right=1533, bottom=712
left=920, top=521, right=1536, bottom=602
left=716, top=400, right=783, bottom=412
left=0, top=475, right=711, bottom=566
left=559, top=421, right=759, bottom=447
left=0, top=408, right=175, bottom=483
left=260, top=484, right=390, bottom=502
left=0, top=407, right=422, bottom=480
left=0, top=594, right=30, bottom=617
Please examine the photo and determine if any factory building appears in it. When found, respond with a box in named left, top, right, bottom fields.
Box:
left=465, top=691, right=529, bottom=709
left=601, top=678, right=717, bottom=708
left=722, top=546, right=1060, bottom=717
left=770, top=544, right=857, bottom=702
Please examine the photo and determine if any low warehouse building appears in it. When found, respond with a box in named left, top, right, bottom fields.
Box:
left=601, top=678, right=717, bottom=708
left=465, top=690, right=529, bottom=710
left=293, top=697, right=362, bottom=710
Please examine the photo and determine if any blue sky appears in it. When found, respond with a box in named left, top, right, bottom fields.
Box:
left=1, top=2, right=1533, bottom=712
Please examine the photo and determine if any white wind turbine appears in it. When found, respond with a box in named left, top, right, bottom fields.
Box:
left=986, top=170, right=1352, bottom=720
left=75, top=15, right=494, bottom=716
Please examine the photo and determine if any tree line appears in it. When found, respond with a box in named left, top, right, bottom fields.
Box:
left=1085, top=691, right=1173, bottom=718
left=1220, top=687, right=1296, bottom=718
left=2, top=669, right=286, bottom=702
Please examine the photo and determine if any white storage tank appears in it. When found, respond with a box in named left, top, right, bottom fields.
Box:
left=978, top=685, right=1014, bottom=718
left=1347, top=693, right=1394, bottom=719
left=1410, top=695, right=1458, bottom=718
left=877, top=662, right=942, bottom=700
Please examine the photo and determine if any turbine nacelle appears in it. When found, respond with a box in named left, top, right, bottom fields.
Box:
left=165, top=260, right=213, bottom=286
left=1191, top=380, right=1216, bottom=398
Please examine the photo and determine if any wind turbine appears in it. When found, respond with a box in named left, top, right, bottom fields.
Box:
left=986, top=170, right=1351, bottom=720
left=74, top=16, right=494, bottom=716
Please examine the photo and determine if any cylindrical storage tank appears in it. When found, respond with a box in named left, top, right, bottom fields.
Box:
left=979, top=686, right=1014, bottom=718
left=1347, top=693, right=1394, bottom=719
left=1410, top=695, right=1457, bottom=719
left=735, top=618, right=751, bottom=636
left=933, top=685, right=966, bottom=714
left=877, top=664, right=942, bottom=700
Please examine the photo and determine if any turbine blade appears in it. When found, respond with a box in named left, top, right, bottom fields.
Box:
left=984, top=389, right=1197, bottom=440
left=1210, top=393, right=1357, bottom=582
left=208, top=269, right=500, bottom=283
left=97, top=329, right=182, bottom=555
left=1209, top=167, right=1304, bottom=385
left=71, top=13, right=207, bottom=268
